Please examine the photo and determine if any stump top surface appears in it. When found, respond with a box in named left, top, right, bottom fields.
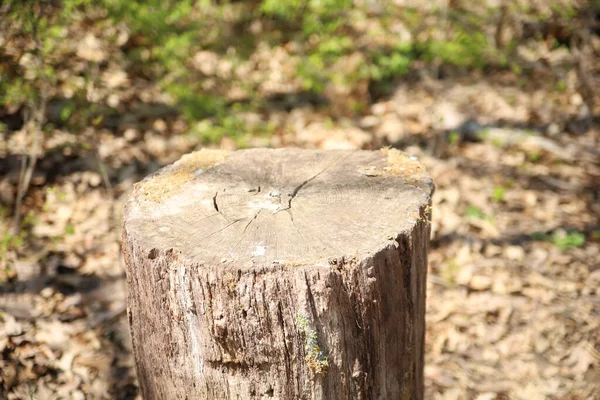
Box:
left=124, top=148, right=433, bottom=266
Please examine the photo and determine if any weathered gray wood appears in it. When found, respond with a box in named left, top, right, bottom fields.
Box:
left=122, top=148, right=433, bottom=399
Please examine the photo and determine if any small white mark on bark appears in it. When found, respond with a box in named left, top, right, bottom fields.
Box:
left=252, top=245, right=266, bottom=257
left=194, top=168, right=204, bottom=176
left=159, top=226, right=170, bottom=232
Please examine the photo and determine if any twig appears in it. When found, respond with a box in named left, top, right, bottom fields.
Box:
left=432, top=0, right=449, bottom=79
left=13, top=3, right=48, bottom=234
left=570, top=14, right=595, bottom=127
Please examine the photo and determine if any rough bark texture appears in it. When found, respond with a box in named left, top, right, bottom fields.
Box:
left=122, top=148, right=433, bottom=400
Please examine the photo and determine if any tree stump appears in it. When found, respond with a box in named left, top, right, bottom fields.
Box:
left=122, top=148, right=434, bottom=400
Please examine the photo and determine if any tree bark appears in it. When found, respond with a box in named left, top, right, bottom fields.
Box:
left=122, top=148, right=434, bottom=399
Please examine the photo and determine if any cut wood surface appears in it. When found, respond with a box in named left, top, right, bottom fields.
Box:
left=122, top=148, right=434, bottom=399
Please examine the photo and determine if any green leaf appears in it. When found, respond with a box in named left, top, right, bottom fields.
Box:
left=65, top=224, right=75, bottom=235
left=60, top=102, right=76, bottom=122
left=492, top=186, right=505, bottom=202
left=448, top=131, right=460, bottom=145
left=551, top=231, right=585, bottom=251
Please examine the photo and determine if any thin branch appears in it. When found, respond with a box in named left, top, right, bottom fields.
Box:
left=12, top=1, right=49, bottom=234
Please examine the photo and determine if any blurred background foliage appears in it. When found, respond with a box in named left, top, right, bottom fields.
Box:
left=1, top=0, right=595, bottom=143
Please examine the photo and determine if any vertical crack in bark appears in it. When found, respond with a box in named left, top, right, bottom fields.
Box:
left=275, top=280, right=292, bottom=382
left=278, top=301, right=291, bottom=375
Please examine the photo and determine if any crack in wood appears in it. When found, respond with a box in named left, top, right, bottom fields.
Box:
left=242, top=209, right=262, bottom=236
left=212, top=192, right=219, bottom=213
left=284, top=208, right=294, bottom=222
left=286, top=154, right=348, bottom=210
left=248, top=186, right=261, bottom=194
left=197, top=219, right=243, bottom=243
left=290, top=217, right=308, bottom=245
left=276, top=298, right=292, bottom=381
left=224, top=211, right=263, bottom=261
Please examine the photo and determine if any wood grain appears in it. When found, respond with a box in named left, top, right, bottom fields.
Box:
left=123, top=148, right=433, bottom=399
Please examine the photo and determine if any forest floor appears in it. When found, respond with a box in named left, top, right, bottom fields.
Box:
left=1, top=1, right=600, bottom=399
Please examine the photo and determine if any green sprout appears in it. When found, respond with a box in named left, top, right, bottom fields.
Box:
left=492, top=186, right=505, bottom=202
left=532, top=230, right=586, bottom=251
left=550, top=231, right=585, bottom=251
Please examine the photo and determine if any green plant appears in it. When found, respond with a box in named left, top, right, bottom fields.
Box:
left=531, top=231, right=548, bottom=241
left=528, top=151, right=541, bottom=163
left=260, top=0, right=304, bottom=21
left=0, top=232, right=24, bottom=258
left=297, top=312, right=328, bottom=375
left=65, top=223, right=75, bottom=236
left=465, top=205, right=492, bottom=221
left=549, top=2, right=578, bottom=19
left=399, top=7, right=421, bottom=30
left=1, top=0, right=93, bottom=109
left=316, top=36, right=353, bottom=57
left=492, top=186, right=505, bottom=202
left=297, top=55, right=328, bottom=93
left=369, top=44, right=414, bottom=81
left=424, top=30, right=488, bottom=69
left=532, top=230, right=586, bottom=250
left=0, top=230, right=25, bottom=281
left=550, top=231, right=585, bottom=250
left=448, top=131, right=461, bottom=145
left=553, top=80, right=567, bottom=92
